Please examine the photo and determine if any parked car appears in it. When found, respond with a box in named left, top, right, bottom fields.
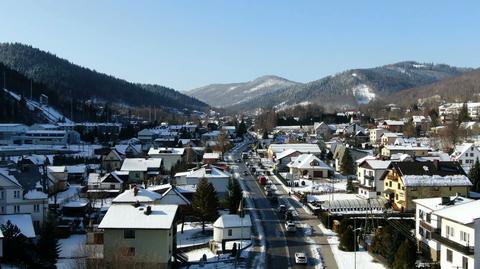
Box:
left=258, top=175, right=266, bottom=185
left=285, top=220, right=297, bottom=233
left=269, top=195, right=278, bottom=204
left=294, top=252, right=307, bottom=264
left=278, top=204, right=286, bottom=214
left=243, top=171, right=249, bottom=176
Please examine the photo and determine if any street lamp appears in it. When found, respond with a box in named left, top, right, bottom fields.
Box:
left=353, top=217, right=362, bottom=269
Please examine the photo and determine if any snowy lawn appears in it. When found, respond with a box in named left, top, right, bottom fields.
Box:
left=56, top=234, right=87, bottom=269
left=318, top=223, right=385, bottom=269
left=49, top=184, right=83, bottom=206
left=177, top=222, right=213, bottom=248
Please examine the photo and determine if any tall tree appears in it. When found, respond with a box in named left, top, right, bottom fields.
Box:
left=339, top=225, right=357, bottom=251
left=192, top=178, right=219, bottom=233
left=403, top=118, right=416, bottom=137
left=469, top=158, right=480, bottom=192
left=226, top=179, right=243, bottom=214
left=393, top=240, right=416, bottom=269
left=37, top=215, right=61, bottom=264
left=340, top=149, right=355, bottom=175
left=457, top=102, right=470, bottom=123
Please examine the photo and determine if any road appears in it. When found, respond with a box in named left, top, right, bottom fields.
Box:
left=228, top=139, right=338, bottom=269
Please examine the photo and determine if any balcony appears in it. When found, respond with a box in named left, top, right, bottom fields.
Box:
left=431, top=231, right=474, bottom=255
left=364, top=175, right=374, bottom=180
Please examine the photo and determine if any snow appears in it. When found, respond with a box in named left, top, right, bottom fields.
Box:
left=291, top=178, right=347, bottom=195
left=177, top=222, right=213, bottom=248
left=56, top=234, right=88, bottom=269
left=49, top=185, right=82, bottom=206
left=402, top=175, right=472, bottom=187
left=352, top=84, right=376, bottom=104
left=99, top=204, right=178, bottom=229
left=318, top=223, right=386, bottom=269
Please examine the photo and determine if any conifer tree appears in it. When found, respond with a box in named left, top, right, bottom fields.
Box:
left=393, top=240, right=416, bottom=269
left=37, top=215, right=61, bottom=264
left=469, top=158, right=480, bottom=192
left=226, top=179, right=243, bottom=214
left=340, top=149, right=355, bottom=175
left=192, top=178, right=219, bottom=233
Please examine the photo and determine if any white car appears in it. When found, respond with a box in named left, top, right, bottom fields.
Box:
left=285, top=221, right=297, bottom=233
left=294, top=252, right=308, bottom=264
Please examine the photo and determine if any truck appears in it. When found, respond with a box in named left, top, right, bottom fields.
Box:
left=258, top=175, right=267, bottom=185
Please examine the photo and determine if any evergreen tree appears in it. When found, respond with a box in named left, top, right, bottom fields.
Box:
left=346, top=178, right=355, bottom=193
left=192, top=178, right=219, bottom=233
left=37, top=216, right=61, bottom=264
left=226, top=179, right=243, bottom=214
left=237, top=120, right=247, bottom=137
left=339, top=225, right=357, bottom=251
left=458, top=102, right=470, bottom=123
left=469, top=158, right=480, bottom=192
left=340, top=149, right=355, bottom=175
left=393, top=240, right=416, bottom=269
left=403, top=119, right=416, bottom=137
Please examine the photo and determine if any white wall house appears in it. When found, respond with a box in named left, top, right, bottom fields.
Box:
left=287, top=154, right=333, bottom=180
left=148, top=147, right=185, bottom=172
left=450, top=143, right=480, bottom=173
left=174, top=166, right=231, bottom=199
left=356, top=159, right=390, bottom=198
left=213, top=214, right=252, bottom=247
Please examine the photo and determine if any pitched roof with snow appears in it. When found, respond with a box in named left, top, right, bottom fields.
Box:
left=24, top=190, right=48, bottom=200
left=276, top=149, right=300, bottom=160
left=434, top=199, right=480, bottom=225
left=287, top=154, right=333, bottom=170
left=113, top=187, right=162, bottom=203
left=213, top=214, right=252, bottom=228
left=402, top=175, right=472, bottom=187
left=360, top=160, right=391, bottom=170
left=0, top=214, right=36, bottom=238
left=413, top=196, right=473, bottom=211
left=148, top=147, right=185, bottom=156
left=186, top=166, right=231, bottom=179
left=203, top=152, right=220, bottom=159
left=121, top=158, right=162, bottom=172
left=269, top=143, right=321, bottom=155
left=98, top=204, right=178, bottom=229
left=451, top=143, right=476, bottom=159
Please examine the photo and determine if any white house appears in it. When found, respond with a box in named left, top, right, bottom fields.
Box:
left=450, top=143, right=480, bottom=173
left=268, top=143, right=322, bottom=160
left=174, top=166, right=231, bottom=198
left=287, top=154, right=333, bottom=180
left=356, top=159, right=391, bottom=198
left=413, top=196, right=473, bottom=263
left=213, top=214, right=252, bottom=247
left=148, top=147, right=185, bottom=172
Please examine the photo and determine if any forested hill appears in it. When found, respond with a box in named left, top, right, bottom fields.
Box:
left=0, top=43, right=209, bottom=111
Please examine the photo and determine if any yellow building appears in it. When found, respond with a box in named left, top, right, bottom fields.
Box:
left=382, top=161, right=471, bottom=212
left=381, top=145, right=431, bottom=158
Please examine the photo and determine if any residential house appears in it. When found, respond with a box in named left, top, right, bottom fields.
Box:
left=287, top=154, right=333, bottom=180
left=356, top=159, right=391, bottom=199
left=148, top=147, right=185, bottom=172
left=382, top=161, right=471, bottom=212
left=412, top=115, right=431, bottom=135
left=380, top=132, right=402, bottom=146
left=120, top=158, right=163, bottom=184
left=369, top=128, right=386, bottom=145
left=101, top=149, right=124, bottom=172
left=333, top=144, right=371, bottom=173
left=213, top=214, right=252, bottom=250
left=275, top=149, right=301, bottom=172
left=381, top=145, right=431, bottom=158
left=382, top=120, right=405, bottom=132
left=174, top=166, right=231, bottom=198
left=98, top=204, right=178, bottom=269
left=439, top=102, right=480, bottom=122
left=450, top=143, right=480, bottom=173
left=0, top=123, right=28, bottom=145
left=267, top=143, right=322, bottom=160
left=314, top=122, right=334, bottom=140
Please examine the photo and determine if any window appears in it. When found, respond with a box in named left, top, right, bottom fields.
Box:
left=419, top=227, right=424, bottom=237
left=110, top=184, right=115, bottom=189
left=446, top=249, right=453, bottom=262
left=0, top=191, right=3, bottom=199
left=228, top=229, right=232, bottom=236
left=463, top=256, right=469, bottom=269
left=124, top=229, right=135, bottom=239
left=446, top=225, right=454, bottom=237
left=14, top=190, right=20, bottom=199
left=14, top=205, right=20, bottom=213
left=1, top=206, right=4, bottom=213
left=34, top=204, right=40, bottom=212
left=460, top=231, right=470, bottom=243
left=425, top=231, right=431, bottom=239
left=426, top=213, right=431, bottom=223
left=397, top=183, right=401, bottom=189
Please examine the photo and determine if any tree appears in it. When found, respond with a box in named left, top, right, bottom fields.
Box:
left=340, top=149, right=354, bottom=175
left=339, top=225, right=357, bottom=251
left=393, top=240, right=416, bottom=269
left=469, top=158, right=480, bottom=192
left=226, top=179, right=243, bottom=214
left=37, top=215, right=61, bottom=264
left=457, top=102, right=470, bottom=123
left=192, top=178, right=219, bottom=233
left=346, top=178, right=354, bottom=193
left=237, top=119, right=247, bottom=137
left=403, top=119, right=416, bottom=137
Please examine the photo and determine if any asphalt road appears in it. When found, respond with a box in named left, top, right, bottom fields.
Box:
left=228, top=140, right=333, bottom=269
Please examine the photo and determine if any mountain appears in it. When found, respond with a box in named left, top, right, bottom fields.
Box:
left=188, top=75, right=300, bottom=108
left=222, top=62, right=471, bottom=111
left=0, top=43, right=209, bottom=112
left=388, top=69, right=480, bottom=106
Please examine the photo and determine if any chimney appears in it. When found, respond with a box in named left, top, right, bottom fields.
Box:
left=133, top=200, right=140, bottom=208
left=144, top=205, right=152, bottom=215
left=433, top=159, right=440, bottom=171
left=441, top=197, right=451, bottom=205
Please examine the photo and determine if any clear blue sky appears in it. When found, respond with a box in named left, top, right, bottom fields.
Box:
left=1, top=1, right=479, bottom=91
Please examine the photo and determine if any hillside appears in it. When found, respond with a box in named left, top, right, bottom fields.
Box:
left=0, top=43, right=209, bottom=112
left=188, top=75, right=299, bottom=108
left=224, top=62, right=471, bottom=111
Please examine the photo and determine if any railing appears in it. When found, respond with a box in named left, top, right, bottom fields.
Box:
left=364, top=175, right=374, bottom=180
left=431, top=231, right=474, bottom=255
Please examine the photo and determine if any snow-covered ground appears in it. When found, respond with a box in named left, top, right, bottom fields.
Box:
left=49, top=184, right=83, bottom=206
left=56, top=234, right=87, bottom=269
left=307, top=193, right=362, bottom=203
left=318, top=223, right=385, bottom=269
left=177, top=222, right=214, bottom=248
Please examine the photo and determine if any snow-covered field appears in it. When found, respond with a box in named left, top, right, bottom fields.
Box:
left=318, top=223, right=385, bottom=269
left=56, top=234, right=87, bottom=269
left=177, top=222, right=214, bottom=248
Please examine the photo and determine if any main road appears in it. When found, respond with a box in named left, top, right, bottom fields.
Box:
left=228, top=139, right=338, bottom=269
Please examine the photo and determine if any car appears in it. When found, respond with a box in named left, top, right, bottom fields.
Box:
left=243, top=171, right=249, bottom=176
left=285, top=221, right=297, bottom=233
left=278, top=204, right=286, bottom=214
left=294, top=252, right=307, bottom=264
left=236, top=159, right=241, bottom=163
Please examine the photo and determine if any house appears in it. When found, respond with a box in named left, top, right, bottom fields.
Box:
left=333, top=144, right=371, bottom=173
left=0, top=214, right=36, bottom=239
left=382, top=161, right=471, bottom=212
left=101, top=149, right=124, bottom=172
left=148, top=184, right=191, bottom=207
left=0, top=171, right=48, bottom=232
left=275, top=149, right=301, bottom=171
left=381, top=144, right=431, bottom=158
left=287, top=154, right=333, bottom=180
left=213, top=214, right=252, bottom=250
left=174, top=166, right=231, bottom=198
left=413, top=196, right=473, bottom=264
left=412, top=115, right=431, bottom=135
left=450, top=143, right=480, bottom=173
left=0, top=123, right=28, bottom=145
left=342, top=123, right=365, bottom=136
left=434, top=199, right=480, bottom=268
left=120, top=158, right=163, bottom=184
left=114, top=143, right=143, bottom=158
left=356, top=159, right=391, bottom=199
left=267, top=143, right=322, bottom=160
left=203, top=152, right=221, bottom=164
left=98, top=204, right=178, bottom=268
left=314, top=122, right=334, bottom=139
left=439, top=102, right=480, bottom=122
left=382, top=120, right=405, bottom=132
left=380, top=132, right=402, bottom=146
left=87, top=172, right=124, bottom=195
left=148, top=147, right=185, bottom=172
left=221, top=126, right=236, bottom=137
left=369, top=128, right=386, bottom=145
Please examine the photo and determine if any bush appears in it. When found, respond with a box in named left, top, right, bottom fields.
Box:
left=339, top=226, right=357, bottom=251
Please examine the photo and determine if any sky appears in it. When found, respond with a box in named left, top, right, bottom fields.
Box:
left=1, top=1, right=479, bottom=91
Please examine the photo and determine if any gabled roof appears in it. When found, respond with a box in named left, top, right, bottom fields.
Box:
left=203, top=152, right=220, bottom=159
left=99, top=204, right=178, bottom=229
left=389, top=161, right=466, bottom=177
left=0, top=170, right=22, bottom=188
left=101, top=172, right=123, bottom=184
left=186, top=166, right=231, bottom=179
left=276, top=149, right=300, bottom=160
left=121, top=158, right=162, bottom=172
left=451, top=143, right=476, bottom=159
left=213, top=214, right=252, bottom=228
left=287, top=154, right=332, bottom=170
left=112, top=187, right=162, bottom=203
left=359, top=159, right=391, bottom=170
left=434, top=200, right=480, bottom=225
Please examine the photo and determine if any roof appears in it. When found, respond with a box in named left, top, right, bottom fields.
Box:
left=186, top=166, right=231, bottom=179
left=276, top=149, right=300, bottom=160
left=203, top=152, right=220, bottom=159
left=360, top=160, right=391, bottom=170
left=121, top=158, right=162, bottom=171
left=0, top=214, right=36, bottom=238
left=434, top=200, right=480, bottom=225
left=384, top=145, right=431, bottom=151
left=113, top=187, right=162, bottom=203
left=213, top=214, right=252, bottom=228
left=403, top=175, right=472, bottom=187
left=98, top=204, right=178, bottom=229
left=413, top=196, right=473, bottom=211
left=383, top=120, right=404, bottom=126
left=389, top=161, right=466, bottom=177
left=269, top=143, right=321, bottom=155
left=24, top=190, right=48, bottom=200
left=0, top=170, right=22, bottom=188
left=287, top=154, right=332, bottom=170
left=451, top=143, right=476, bottom=159
left=148, top=147, right=185, bottom=156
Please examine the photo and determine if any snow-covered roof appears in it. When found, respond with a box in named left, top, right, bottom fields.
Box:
left=451, top=143, right=475, bottom=159
left=269, top=143, right=321, bottom=154
left=63, top=199, right=89, bottom=208
left=98, top=204, right=178, bottom=229
left=203, top=152, right=220, bottom=159
left=361, top=160, right=391, bottom=170
left=383, top=120, right=405, bottom=126
left=355, top=155, right=377, bottom=165
left=24, top=190, right=48, bottom=200
left=413, top=196, right=473, bottom=211
left=384, top=145, right=431, bottom=151
left=0, top=214, right=36, bottom=238
left=186, top=166, right=231, bottom=179
left=121, top=158, right=162, bottom=172
left=47, top=166, right=66, bottom=173
left=287, top=154, right=332, bottom=170
left=403, top=175, right=472, bottom=187
left=148, top=147, right=185, bottom=156
left=213, top=214, right=252, bottom=228
left=0, top=169, right=22, bottom=188
left=434, top=200, right=480, bottom=225
left=113, top=187, right=162, bottom=203
left=276, top=149, right=300, bottom=160
left=88, top=173, right=101, bottom=185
